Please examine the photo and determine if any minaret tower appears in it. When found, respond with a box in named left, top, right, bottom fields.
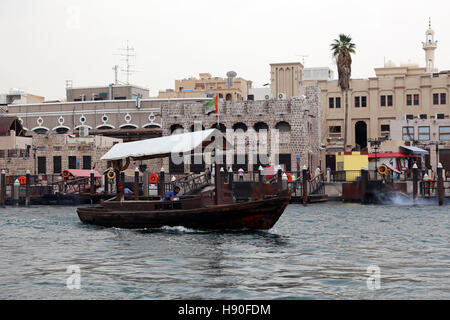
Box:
left=422, top=18, right=438, bottom=73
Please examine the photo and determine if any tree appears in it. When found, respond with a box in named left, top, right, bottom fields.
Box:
left=330, top=34, right=356, bottom=152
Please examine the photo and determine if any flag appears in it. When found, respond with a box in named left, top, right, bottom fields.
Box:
left=204, top=96, right=218, bottom=115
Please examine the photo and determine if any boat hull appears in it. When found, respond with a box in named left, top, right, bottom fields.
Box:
left=77, top=196, right=290, bottom=230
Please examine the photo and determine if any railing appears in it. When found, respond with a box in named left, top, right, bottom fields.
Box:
left=165, top=173, right=211, bottom=195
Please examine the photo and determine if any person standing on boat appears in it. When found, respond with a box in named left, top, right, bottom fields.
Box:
left=238, top=168, right=244, bottom=181
left=162, top=186, right=180, bottom=201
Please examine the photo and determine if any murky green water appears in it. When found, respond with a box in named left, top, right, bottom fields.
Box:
left=0, top=203, right=448, bottom=299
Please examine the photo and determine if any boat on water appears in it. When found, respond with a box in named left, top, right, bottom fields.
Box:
left=77, top=129, right=291, bottom=230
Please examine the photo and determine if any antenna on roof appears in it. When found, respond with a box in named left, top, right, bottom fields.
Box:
left=115, top=40, right=138, bottom=85
left=295, top=54, right=309, bottom=66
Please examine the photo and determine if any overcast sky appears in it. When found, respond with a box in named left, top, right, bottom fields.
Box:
left=1, top=0, right=449, bottom=100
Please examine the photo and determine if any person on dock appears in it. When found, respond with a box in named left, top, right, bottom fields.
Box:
left=162, top=186, right=180, bottom=201
left=238, top=168, right=244, bottom=181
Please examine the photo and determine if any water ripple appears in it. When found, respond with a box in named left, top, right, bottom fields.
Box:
left=0, top=203, right=449, bottom=299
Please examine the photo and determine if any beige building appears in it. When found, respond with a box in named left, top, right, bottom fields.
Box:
left=270, top=62, right=303, bottom=99
left=157, top=73, right=252, bottom=101
left=0, top=89, right=45, bottom=106
left=66, top=84, right=150, bottom=102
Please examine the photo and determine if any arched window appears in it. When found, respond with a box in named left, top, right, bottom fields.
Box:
left=226, top=93, right=232, bottom=101
left=211, top=123, right=226, bottom=133
left=275, top=121, right=291, bottom=132
left=254, top=122, right=269, bottom=132
left=170, top=124, right=184, bottom=134
left=232, top=122, right=247, bottom=132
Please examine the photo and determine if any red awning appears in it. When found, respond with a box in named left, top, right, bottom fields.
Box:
left=67, top=169, right=102, bottom=178
left=368, top=153, right=420, bottom=159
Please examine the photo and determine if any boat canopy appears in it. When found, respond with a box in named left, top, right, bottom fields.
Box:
left=100, top=129, right=232, bottom=161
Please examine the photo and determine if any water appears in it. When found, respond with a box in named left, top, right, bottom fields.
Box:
left=0, top=203, right=449, bottom=300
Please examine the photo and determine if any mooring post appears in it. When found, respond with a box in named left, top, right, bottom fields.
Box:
left=120, top=171, right=125, bottom=202
left=134, top=167, right=139, bottom=200
left=276, top=165, right=282, bottom=195
left=143, top=170, right=149, bottom=198
left=159, top=167, right=165, bottom=199
left=1, top=170, right=5, bottom=207
left=228, top=167, right=233, bottom=191
left=214, top=163, right=224, bottom=205
left=258, top=165, right=264, bottom=199
left=412, top=163, right=418, bottom=201
left=104, top=171, right=109, bottom=195
left=13, top=179, right=20, bottom=206
left=302, top=165, right=308, bottom=204
left=437, top=162, right=444, bottom=206
left=360, top=166, right=368, bottom=204
left=89, top=169, right=95, bottom=204
left=282, top=173, right=288, bottom=191
left=25, top=169, right=31, bottom=207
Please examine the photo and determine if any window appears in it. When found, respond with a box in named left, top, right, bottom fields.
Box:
left=53, top=156, right=62, bottom=174
left=406, top=94, right=412, bottom=106
left=329, top=97, right=334, bottom=108
left=381, top=125, right=390, bottom=132
left=436, top=114, right=445, bottom=119
left=405, top=114, right=414, bottom=120
left=38, top=157, right=46, bottom=174
left=329, top=126, right=342, bottom=134
left=361, top=96, right=367, bottom=107
left=387, top=95, right=393, bottom=107
left=418, top=126, right=430, bottom=141
left=439, top=126, right=450, bottom=141
left=381, top=95, right=386, bottom=107
left=441, top=93, right=447, bottom=105
left=402, top=127, right=414, bottom=141
left=83, top=156, right=91, bottom=170
left=419, top=114, right=428, bottom=119
left=355, top=96, right=360, bottom=108
left=68, top=156, right=77, bottom=169
left=413, top=94, right=419, bottom=106
left=335, top=97, right=341, bottom=108
left=433, top=93, right=439, bottom=105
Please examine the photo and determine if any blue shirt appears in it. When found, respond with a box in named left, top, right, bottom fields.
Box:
left=162, top=190, right=178, bottom=201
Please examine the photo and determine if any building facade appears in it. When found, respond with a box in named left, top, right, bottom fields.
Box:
left=160, top=86, right=321, bottom=174
left=66, top=84, right=150, bottom=102
left=157, top=73, right=252, bottom=102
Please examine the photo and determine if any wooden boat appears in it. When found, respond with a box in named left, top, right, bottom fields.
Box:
left=77, top=129, right=291, bottom=230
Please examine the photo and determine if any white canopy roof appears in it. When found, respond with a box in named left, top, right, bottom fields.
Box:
left=101, top=129, right=230, bottom=161
left=400, top=145, right=429, bottom=155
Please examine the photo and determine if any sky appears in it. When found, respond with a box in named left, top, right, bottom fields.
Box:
left=1, top=0, right=450, bottom=100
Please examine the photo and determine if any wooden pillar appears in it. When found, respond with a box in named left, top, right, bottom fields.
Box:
left=437, top=163, right=444, bottom=206
left=228, top=167, right=233, bottom=191
left=302, top=166, right=308, bottom=205
left=90, top=169, right=95, bottom=204
left=120, top=171, right=125, bottom=202
left=25, top=169, right=31, bottom=207
left=214, top=163, right=223, bottom=205
left=258, top=165, right=264, bottom=200
left=1, top=170, right=5, bottom=207
left=143, top=170, right=149, bottom=198
left=277, top=165, right=282, bottom=194
left=360, top=167, right=368, bottom=204
left=412, top=164, right=418, bottom=202
left=134, top=167, right=139, bottom=200
left=159, top=167, right=165, bottom=199
left=104, top=172, right=109, bottom=195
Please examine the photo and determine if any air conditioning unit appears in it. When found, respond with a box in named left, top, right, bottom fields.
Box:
left=79, top=125, right=89, bottom=137
left=278, top=93, right=286, bottom=100
left=264, top=94, right=273, bottom=100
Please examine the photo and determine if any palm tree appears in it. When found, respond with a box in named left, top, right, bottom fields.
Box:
left=330, top=34, right=356, bottom=152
